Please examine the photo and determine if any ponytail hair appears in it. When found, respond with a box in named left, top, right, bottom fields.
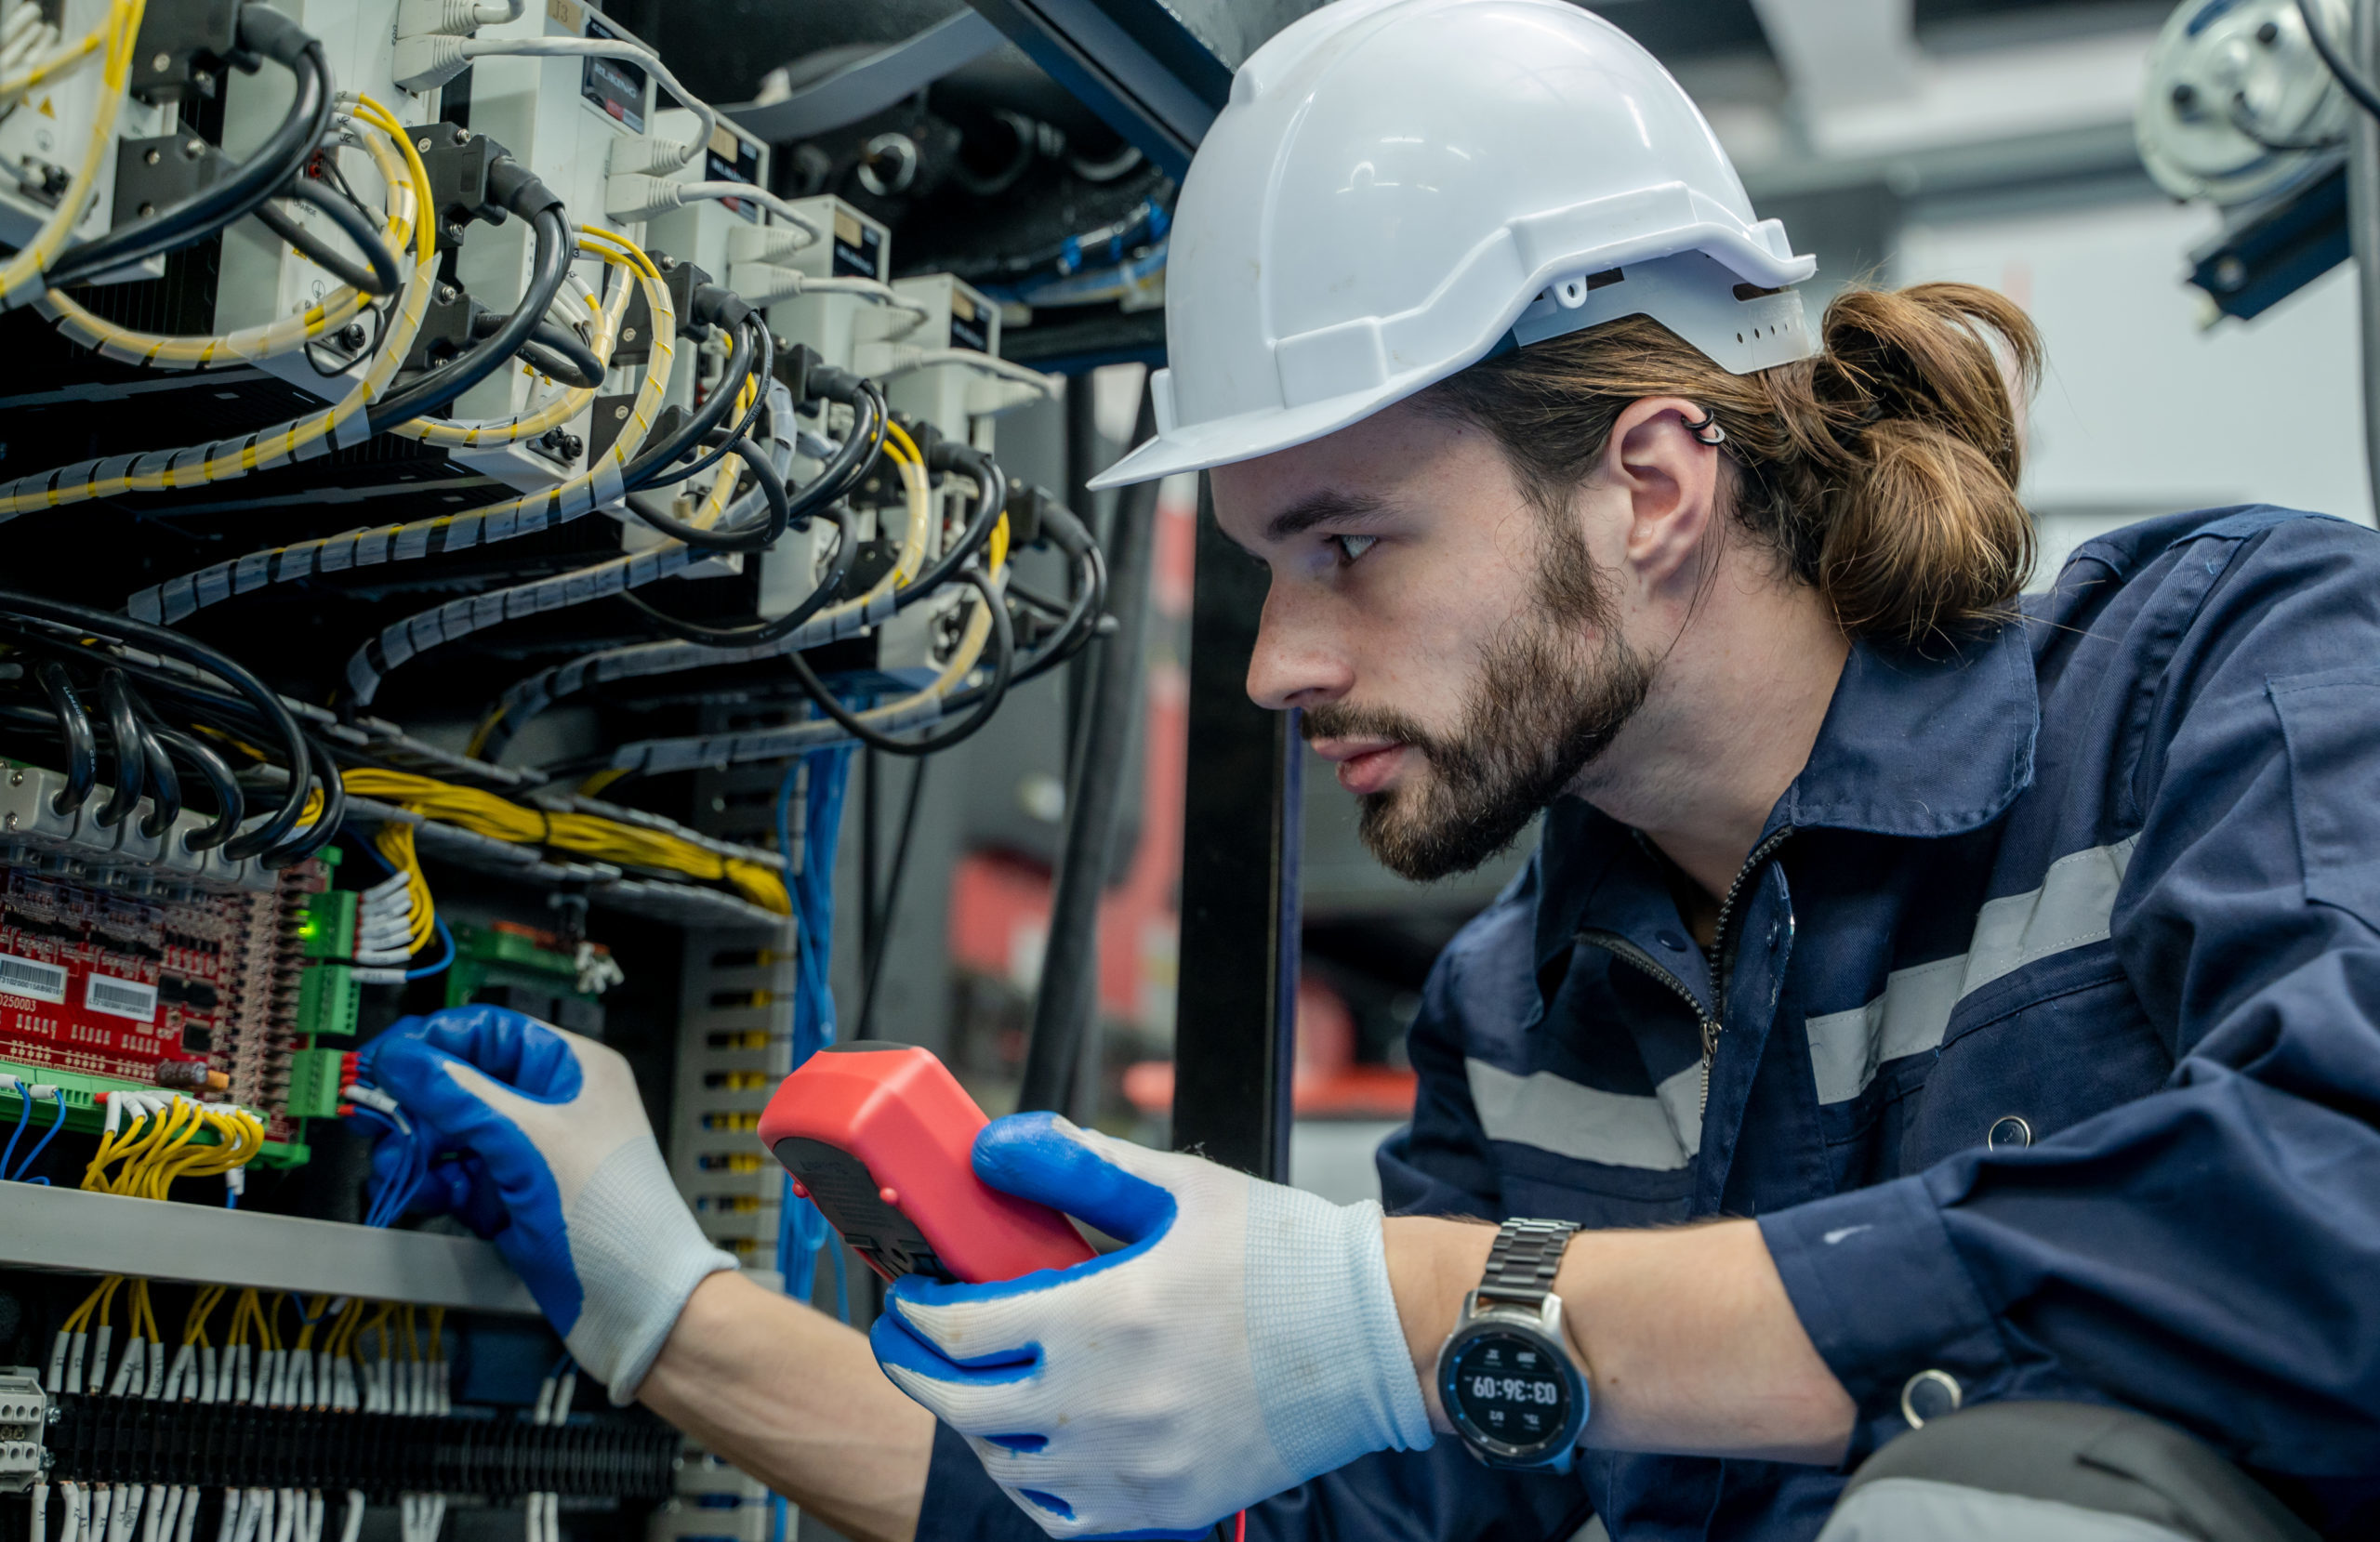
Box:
left=1423, top=282, right=2042, bottom=646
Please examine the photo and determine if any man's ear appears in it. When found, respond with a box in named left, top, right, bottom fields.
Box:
left=1598, top=396, right=1724, bottom=595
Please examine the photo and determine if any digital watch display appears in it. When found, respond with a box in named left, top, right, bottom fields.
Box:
left=1434, top=1219, right=1590, bottom=1470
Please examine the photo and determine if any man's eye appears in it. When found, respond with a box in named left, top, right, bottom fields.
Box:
left=1333, top=534, right=1378, bottom=564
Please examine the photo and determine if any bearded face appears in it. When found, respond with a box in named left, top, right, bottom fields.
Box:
left=1302, top=507, right=1654, bottom=882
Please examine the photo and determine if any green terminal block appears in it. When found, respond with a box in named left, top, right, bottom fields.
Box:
left=298, top=889, right=358, bottom=959
left=0, top=1061, right=309, bottom=1168
left=284, top=1047, right=348, bottom=1120
left=298, top=962, right=362, bottom=1039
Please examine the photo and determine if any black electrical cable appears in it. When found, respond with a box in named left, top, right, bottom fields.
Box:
left=135, top=718, right=183, bottom=839
left=854, top=758, right=929, bottom=1040
left=1010, top=547, right=1108, bottom=685
left=619, top=501, right=858, bottom=646
left=148, top=727, right=243, bottom=851
left=256, top=176, right=403, bottom=297
left=0, top=591, right=312, bottom=864
left=785, top=568, right=1016, bottom=757
left=523, top=319, right=605, bottom=389
left=639, top=322, right=774, bottom=491
left=2302, top=0, right=2380, bottom=118
left=473, top=307, right=604, bottom=390
left=46, top=33, right=332, bottom=289
left=364, top=204, right=573, bottom=434
left=792, top=381, right=888, bottom=524
left=267, top=733, right=346, bottom=865
left=33, top=662, right=93, bottom=815
left=620, top=434, right=790, bottom=553
left=621, top=319, right=756, bottom=489
left=93, top=670, right=144, bottom=830
left=897, top=450, right=1008, bottom=610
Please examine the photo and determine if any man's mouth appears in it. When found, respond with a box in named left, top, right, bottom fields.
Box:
left=1307, top=736, right=1413, bottom=796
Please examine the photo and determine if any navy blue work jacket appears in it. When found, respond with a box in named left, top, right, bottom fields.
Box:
left=914, top=507, right=2380, bottom=1542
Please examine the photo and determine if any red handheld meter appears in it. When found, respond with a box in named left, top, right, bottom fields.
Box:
left=757, top=1041, right=1096, bottom=1285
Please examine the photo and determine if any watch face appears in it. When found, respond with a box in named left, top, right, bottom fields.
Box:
left=1443, top=1326, right=1577, bottom=1458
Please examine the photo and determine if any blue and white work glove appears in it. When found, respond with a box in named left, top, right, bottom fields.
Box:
left=871, top=1113, right=1433, bottom=1539
left=359, top=1005, right=735, bottom=1401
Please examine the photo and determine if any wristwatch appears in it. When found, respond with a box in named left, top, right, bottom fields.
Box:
left=1435, top=1218, right=1590, bottom=1471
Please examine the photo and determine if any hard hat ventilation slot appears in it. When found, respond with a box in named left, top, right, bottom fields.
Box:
left=1732, top=282, right=1784, bottom=301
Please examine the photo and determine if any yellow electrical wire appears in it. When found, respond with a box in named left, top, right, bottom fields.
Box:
left=37, top=105, right=419, bottom=366
left=0, top=0, right=140, bottom=309
left=183, top=1286, right=226, bottom=1349
left=394, top=234, right=639, bottom=447
left=341, top=767, right=790, bottom=916
left=458, top=379, right=748, bottom=764
left=60, top=1275, right=117, bottom=1339
left=371, top=820, right=437, bottom=954
left=0, top=8, right=107, bottom=102
left=0, top=94, right=434, bottom=511
left=126, top=221, right=683, bottom=636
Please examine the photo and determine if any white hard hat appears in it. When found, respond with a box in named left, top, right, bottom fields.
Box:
left=1090, top=0, right=1818, bottom=491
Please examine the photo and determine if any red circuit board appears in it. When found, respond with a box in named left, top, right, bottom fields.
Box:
left=0, top=864, right=318, bottom=1142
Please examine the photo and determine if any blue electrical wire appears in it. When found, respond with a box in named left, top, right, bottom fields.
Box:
left=0, top=1085, right=30, bottom=1180
left=15, top=1087, right=63, bottom=1183
left=773, top=711, right=859, bottom=1305
left=406, top=917, right=456, bottom=981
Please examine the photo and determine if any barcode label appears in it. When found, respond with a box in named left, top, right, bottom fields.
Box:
left=0, top=952, right=67, bottom=1004
left=85, top=973, right=157, bottom=1022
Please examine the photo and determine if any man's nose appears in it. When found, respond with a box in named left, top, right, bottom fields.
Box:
left=1245, top=585, right=1355, bottom=711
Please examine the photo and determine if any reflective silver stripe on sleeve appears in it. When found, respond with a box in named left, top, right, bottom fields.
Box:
left=1465, top=1058, right=1703, bottom=1171
left=1805, top=836, right=2139, bottom=1106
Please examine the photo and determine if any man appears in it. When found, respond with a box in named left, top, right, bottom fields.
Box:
left=361, top=1, right=2380, bottom=1538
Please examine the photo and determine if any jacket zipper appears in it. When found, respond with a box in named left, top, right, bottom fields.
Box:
left=1577, top=825, right=1795, bottom=1117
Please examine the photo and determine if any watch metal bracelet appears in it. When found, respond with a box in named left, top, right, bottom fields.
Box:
left=1474, top=1218, right=1580, bottom=1309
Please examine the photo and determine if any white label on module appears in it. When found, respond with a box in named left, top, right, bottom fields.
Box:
left=85, top=973, right=157, bottom=1022
left=0, top=952, right=68, bottom=1004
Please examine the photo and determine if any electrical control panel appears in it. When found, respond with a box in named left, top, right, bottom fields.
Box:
left=0, top=0, right=1090, bottom=1537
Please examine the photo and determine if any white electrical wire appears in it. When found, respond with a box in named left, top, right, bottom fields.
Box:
left=399, top=34, right=711, bottom=167
left=870, top=346, right=1061, bottom=399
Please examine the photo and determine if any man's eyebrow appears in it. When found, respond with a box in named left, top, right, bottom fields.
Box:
left=1261, top=490, right=1389, bottom=545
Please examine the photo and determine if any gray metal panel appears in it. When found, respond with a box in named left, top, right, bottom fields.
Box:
left=0, top=1185, right=537, bottom=1314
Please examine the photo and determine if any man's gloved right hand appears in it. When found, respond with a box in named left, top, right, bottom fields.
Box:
left=358, top=1004, right=734, bottom=1401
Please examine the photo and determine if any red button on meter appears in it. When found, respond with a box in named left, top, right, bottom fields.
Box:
left=757, top=1041, right=1095, bottom=1285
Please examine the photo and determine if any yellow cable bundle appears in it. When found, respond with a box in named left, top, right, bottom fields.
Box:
left=342, top=766, right=789, bottom=916
left=0, top=96, right=436, bottom=513
left=372, top=820, right=439, bottom=953
left=394, top=230, right=641, bottom=447
left=37, top=100, right=421, bottom=366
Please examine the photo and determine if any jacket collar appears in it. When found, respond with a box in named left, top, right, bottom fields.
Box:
left=1783, top=623, right=2039, bottom=838
left=1527, top=621, right=2039, bottom=981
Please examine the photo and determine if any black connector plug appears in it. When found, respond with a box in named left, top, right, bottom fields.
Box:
left=486, top=154, right=564, bottom=218
left=688, top=283, right=753, bottom=333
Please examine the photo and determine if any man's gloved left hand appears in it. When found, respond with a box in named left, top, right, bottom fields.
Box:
left=357, top=1004, right=735, bottom=1401
left=870, top=1113, right=1433, bottom=1539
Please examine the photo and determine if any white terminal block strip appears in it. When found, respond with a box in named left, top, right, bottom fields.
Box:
left=0, top=1366, right=46, bottom=1492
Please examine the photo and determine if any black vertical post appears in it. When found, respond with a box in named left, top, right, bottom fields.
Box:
left=1171, top=475, right=1301, bottom=1180
left=1063, top=374, right=1105, bottom=766
left=1017, top=390, right=1162, bottom=1118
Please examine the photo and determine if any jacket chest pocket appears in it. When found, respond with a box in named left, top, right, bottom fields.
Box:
left=1902, top=943, right=2171, bottom=1169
